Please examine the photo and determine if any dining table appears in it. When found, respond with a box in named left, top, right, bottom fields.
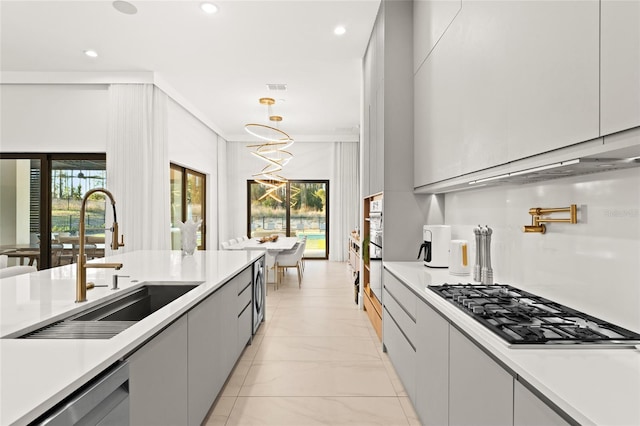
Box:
left=228, top=236, right=298, bottom=252
left=0, top=244, right=40, bottom=269
left=226, top=237, right=299, bottom=284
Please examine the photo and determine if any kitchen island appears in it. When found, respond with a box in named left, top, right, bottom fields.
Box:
left=384, top=261, right=640, bottom=426
left=0, top=249, right=264, bottom=425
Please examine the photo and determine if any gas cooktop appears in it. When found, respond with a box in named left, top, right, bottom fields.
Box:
left=428, top=284, right=640, bottom=348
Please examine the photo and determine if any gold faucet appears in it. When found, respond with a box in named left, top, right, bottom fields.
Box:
left=76, top=188, right=125, bottom=303
left=523, top=204, right=578, bottom=234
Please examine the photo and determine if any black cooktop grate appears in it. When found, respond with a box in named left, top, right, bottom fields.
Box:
left=428, top=284, right=640, bottom=346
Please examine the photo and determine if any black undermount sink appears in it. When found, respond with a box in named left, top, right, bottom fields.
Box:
left=18, top=282, right=202, bottom=339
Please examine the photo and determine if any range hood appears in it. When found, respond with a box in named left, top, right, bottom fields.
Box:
left=468, top=156, right=640, bottom=186
left=415, top=129, right=640, bottom=194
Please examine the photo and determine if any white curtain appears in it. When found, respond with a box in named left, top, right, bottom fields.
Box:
left=329, top=142, right=360, bottom=261
left=106, top=84, right=170, bottom=254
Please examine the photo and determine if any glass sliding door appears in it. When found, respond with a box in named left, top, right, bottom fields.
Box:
left=248, top=181, right=287, bottom=238
left=0, top=153, right=106, bottom=270
left=290, top=181, right=327, bottom=258
left=170, top=164, right=206, bottom=250
left=247, top=180, right=329, bottom=259
left=0, top=158, right=42, bottom=268
left=170, top=167, right=184, bottom=250
left=186, top=170, right=206, bottom=248
left=50, top=158, right=107, bottom=266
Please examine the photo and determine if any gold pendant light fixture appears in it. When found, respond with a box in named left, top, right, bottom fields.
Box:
left=245, top=97, right=294, bottom=202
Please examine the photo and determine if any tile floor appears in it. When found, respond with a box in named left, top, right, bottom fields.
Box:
left=204, top=260, right=420, bottom=425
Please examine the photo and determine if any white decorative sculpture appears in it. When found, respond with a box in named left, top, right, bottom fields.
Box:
left=178, top=218, right=202, bottom=255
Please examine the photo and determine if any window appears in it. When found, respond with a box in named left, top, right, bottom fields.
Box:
left=170, top=164, right=206, bottom=250
left=247, top=180, right=329, bottom=259
left=0, top=153, right=107, bottom=270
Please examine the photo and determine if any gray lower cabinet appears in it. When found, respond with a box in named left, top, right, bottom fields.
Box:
left=415, top=299, right=449, bottom=426
left=128, top=263, right=257, bottom=426
left=382, top=274, right=418, bottom=403
left=449, top=326, right=513, bottom=426
left=383, top=268, right=573, bottom=426
left=382, top=304, right=417, bottom=401
left=187, top=283, right=228, bottom=426
left=514, top=381, right=570, bottom=426
left=129, top=315, right=189, bottom=426
left=237, top=280, right=252, bottom=356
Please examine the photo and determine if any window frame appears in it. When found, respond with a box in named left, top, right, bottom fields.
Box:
left=170, top=163, right=207, bottom=250
left=0, top=152, right=106, bottom=270
left=246, top=179, right=330, bottom=259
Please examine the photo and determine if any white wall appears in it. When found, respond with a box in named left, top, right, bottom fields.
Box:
left=444, top=167, right=640, bottom=332
left=0, top=84, right=108, bottom=152
left=167, top=98, right=219, bottom=250
left=225, top=141, right=334, bottom=247
left=1, top=84, right=220, bottom=252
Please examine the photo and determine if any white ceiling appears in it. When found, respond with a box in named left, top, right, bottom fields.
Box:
left=1, top=0, right=381, bottom=142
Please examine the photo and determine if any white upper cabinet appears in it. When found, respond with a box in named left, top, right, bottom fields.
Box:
left=414, top=0, right=600, bottom=187
left=413, top=0, right=462, bottom=73
left=601, top=0, right=640, bottom=135
left=504, top=0, right=599, bottom=161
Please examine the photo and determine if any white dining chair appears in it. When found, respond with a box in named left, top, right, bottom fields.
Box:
left=265, top=251, right=277, bottom=293
left=0, top=265, right=37, bottom=279
left=0, top=254, right=8, bottom=269
left=275, top=241, right=305, bottom=290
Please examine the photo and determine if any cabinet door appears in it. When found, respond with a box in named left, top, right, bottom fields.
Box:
left=220, top=280, right=239, bottom=376
left=415, top=299, right=449, bottom=426
left=237, top=280, right=253, bottom=355
left=383, top=306, right=417, bottom=401
left=514, top=380, right=570, bottom=426
left=413, top=0, right=599, bottom=186
left=188, top=289, right=224, bottom=426
left=129, top=315, right=188, bottom=426
left=449, top=326, right=513, bottom=426
left=601, top=0, right=640, bottom=134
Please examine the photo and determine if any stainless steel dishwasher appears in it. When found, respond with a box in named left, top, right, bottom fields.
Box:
left=36, top=361, right=129, bottom=425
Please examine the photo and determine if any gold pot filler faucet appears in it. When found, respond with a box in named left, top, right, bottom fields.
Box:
left=76, top=188, right=125, bottom=303
left=523, top=204, right=578, bottom=234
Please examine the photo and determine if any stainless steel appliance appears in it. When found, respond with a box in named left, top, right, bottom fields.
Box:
left=368, top=200, right=383, bottom=301
left=429, top=284, right=640, bottom=348
left=417, top=225, right=450, bottom=268
left=252, top=256, right=265, bottom=334
left=37, top=361, right=129, bottom=425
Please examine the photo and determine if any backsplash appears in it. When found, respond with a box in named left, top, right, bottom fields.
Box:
left=444, top=167, right=640, bottom=332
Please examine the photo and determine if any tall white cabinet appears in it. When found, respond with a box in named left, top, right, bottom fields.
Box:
left=362, top=0, right=429, bottom=266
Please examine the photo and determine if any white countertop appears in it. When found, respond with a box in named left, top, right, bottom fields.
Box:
left=384, top=261, right=640, bottom=426
left=0, top=250, right=264, bottom=426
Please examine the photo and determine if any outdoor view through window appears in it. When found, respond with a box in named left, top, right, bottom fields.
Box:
left=248, top=180, right=328, bottom=259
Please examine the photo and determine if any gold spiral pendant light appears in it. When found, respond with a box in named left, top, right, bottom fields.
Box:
left=245, top=98, right=294, bottom=202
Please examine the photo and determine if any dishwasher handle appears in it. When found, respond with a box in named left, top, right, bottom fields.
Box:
left=38, top=361, right=129, bottom=426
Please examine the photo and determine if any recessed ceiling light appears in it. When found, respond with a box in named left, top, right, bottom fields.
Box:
left=112, top=1, right=137, bottom=15
left=334, top=26, right=346, bottom=36
left=84, top=50, right=98, bottom=58
left=200, top=2, right=218, bottom=14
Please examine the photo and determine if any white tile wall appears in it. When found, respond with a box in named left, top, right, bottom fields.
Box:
left=444, top=167, right=640, bottom=332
